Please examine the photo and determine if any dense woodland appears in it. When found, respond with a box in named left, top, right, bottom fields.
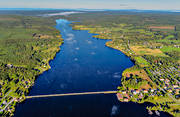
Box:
left=0, top=15, right=63, bottom=116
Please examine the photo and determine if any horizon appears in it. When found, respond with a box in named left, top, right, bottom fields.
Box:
left=0, top=8, right=180, bottom=12
left=0, top=0, right=180, bottom=10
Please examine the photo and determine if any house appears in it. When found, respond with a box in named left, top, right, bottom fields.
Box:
left=135, top=89, right=140, bottom=94
left=116, top=93, right=123, bottom=100
left=122, top=91, right=126, bottom=94
left=143, top=90, right=148, bottom=93
left=2, top=100, right=7, bottom=105
left=129, top=94, right=133, bottom=98
left=175, top=89, right=179, bottom=94
left=126, top=74, right=131, bottom=78
left=123, top=98, right=129, bottom=102
left=173, top=85, right=179, bottom=88
left=165, top=79, right=170, bottom=83
left=168, top=89, right=172, bottom=93
left=124, top=94, right=130, bottom=99
left=133, top=91, right=137, bottom=95
left=160, top=78, right=164, bottom=81
left=6, top=64, right=13, bottom=68
left=174, top=45, right=180, bottom=48
left=150, top=89, right=154, bottom=92
left=139, top=93, right=144, bottom=99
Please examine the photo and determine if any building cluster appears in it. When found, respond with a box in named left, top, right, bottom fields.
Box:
left=117, top=88, right=162, bottom=102
left=149, top=66, right=180, bottom=98
left=0, top=79, right=32, bottom=114
left=0, top=97, right=17, bottom=113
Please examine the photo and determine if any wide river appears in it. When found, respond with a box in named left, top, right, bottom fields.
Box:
left=14, top=19, right=169, bottom=117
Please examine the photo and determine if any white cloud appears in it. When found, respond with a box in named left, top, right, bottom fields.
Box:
left=74, top=58, right=78, bottom=61
left=87, top=40, right=92, bottom=44
left=113, top=72, right=121, bottom=78
left=75, top=47, right=80, bottom=50
left=91, top=52, right=96, bottom=55
left=111, top=105, right=119, bottom=116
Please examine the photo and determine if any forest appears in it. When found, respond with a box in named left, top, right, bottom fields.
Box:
left=0, top=14, right=63, bottom=116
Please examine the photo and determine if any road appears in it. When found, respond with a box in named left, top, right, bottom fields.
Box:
left=0, top=98, right=15, bottom=112
left=26, top=91, right=117, bottom=99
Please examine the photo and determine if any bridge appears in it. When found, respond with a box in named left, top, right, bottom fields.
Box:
left=26, top=91, right=117, bottom=99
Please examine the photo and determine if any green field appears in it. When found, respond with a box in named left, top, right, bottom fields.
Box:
left=161, top=46, right=180, bottom=52
left=134, top=56, right=150, bottom=67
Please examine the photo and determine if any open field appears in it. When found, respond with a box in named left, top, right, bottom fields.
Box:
left=130, top=46, right=166, bottom=56
left=149, top=26, right=175, bottom=30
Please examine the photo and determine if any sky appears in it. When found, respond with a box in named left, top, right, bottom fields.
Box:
left=0, top=0, right=180, bottom=10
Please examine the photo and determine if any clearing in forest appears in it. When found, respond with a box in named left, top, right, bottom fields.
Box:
left=130, top=46, right=166, bottom=56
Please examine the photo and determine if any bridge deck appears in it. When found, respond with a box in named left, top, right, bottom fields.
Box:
left=26, top=91, right=117, bottom=99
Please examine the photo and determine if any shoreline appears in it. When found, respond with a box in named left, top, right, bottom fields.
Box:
left=71, top=23, right=176, bottom=116
left=0, top=20, right=64, bottom=117
left=13, top=39, right=63, bottom=115
left=24, top=29, right=64, bottom=97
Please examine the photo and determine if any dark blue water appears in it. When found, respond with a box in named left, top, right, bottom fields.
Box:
left=14, top=19, right=170, bottom=117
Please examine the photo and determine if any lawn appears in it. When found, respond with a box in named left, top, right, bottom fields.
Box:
left=161, top=46, right=180, bottom=52
left=130, top=46, right=167, bottom=56
left=134, top=56, right=150, bottom=67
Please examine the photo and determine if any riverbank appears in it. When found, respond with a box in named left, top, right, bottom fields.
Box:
left=13, top=19, right=138, bottom=117
left=0, top=15, right=63, bottom=116
left=72, top=23, right=180, bottom=117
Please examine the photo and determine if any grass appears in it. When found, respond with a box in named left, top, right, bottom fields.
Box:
left=122, top=66, right=152, bottom=82
left=130, top=46, right=167, bottom=56
left=164, top=35, right=175, bottom=40
left=134, top=56, right=150, bottom=67
left=156, top=39, right=180, bottom=44
left=161, top=46, right=180, bottom=52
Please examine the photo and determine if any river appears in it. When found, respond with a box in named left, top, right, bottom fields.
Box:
left=14, top=19, right=169, bottom=117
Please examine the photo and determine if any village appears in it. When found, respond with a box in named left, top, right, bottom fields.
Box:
left=0, top=72, right=32, bottom=116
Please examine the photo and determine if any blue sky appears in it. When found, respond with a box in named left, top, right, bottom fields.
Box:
left=0, top=0, right=180, bottom=10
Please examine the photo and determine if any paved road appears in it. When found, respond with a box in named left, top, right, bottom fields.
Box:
left=0, top=90, right=12, bottom=101
left=0, top=98, right=15, bottom=112
left=26, top=91, right=117, bottom=99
